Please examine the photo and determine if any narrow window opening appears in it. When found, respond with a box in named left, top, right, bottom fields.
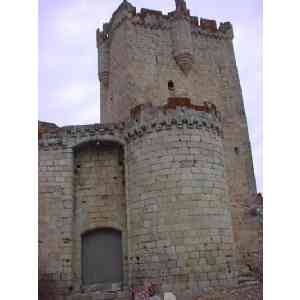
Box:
left=218, top=65, right=222, bottom=74
left=234, top=147, right=239, bottom=155
left=168, top=80, right=175, bottom=91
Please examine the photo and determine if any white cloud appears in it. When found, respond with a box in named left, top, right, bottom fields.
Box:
left=53, top=0, right=120, bottom=43
left=57, top=81, right=95, bottom=106
left=39, top=77, right=99, bottom=124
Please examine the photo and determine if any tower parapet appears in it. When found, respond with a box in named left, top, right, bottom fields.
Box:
left=125, top=100, right=237, bottom=295
left=96, top=0, right=234, bottom=124
left=38, top=98, right=222, bottom=149
left=96, top=2, right=233, bottom=45
left=175, top=0, right=188, bottom=14
left=38, top=1, right=259, bottom=299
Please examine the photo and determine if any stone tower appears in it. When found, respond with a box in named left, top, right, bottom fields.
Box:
left=97, top=0, right=258, bottom=273
left=38, top=1, right=259, bottom=299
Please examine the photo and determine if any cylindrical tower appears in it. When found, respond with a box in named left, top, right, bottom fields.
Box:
left=171, top=1, right=194, bottom=75
left=126, top=101, right=237, bottom=299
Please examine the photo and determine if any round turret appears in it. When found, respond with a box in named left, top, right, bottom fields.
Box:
left=171, top=1, right=194, bottom=75
left=126, top=100, right=237, bottom=298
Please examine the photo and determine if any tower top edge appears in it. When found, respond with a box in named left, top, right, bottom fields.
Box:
left=96, top=1, right=233, bottom=46
left=38, top=98, right=223, bottom=145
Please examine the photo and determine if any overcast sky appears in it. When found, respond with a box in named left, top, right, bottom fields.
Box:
left=39, top=0, right=262, bottom=192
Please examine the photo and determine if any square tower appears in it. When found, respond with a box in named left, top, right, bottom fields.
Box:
left=97, top=0, right=259, bottom=273
left=37, top=1, right=261, bottom=299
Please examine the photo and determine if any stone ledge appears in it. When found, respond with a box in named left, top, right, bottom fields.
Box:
left=39, top=100, right=223, bottom=149
left=96, top=2, right=233, bottom=43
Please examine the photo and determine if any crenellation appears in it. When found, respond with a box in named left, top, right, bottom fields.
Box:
left=97, top=1, right=233, bottom=49
left=39, top=1, right=259, bottom=299
left=190, top=15, right=199, bottom=26
left=140, top=8, right=163, bottom=18
left=200, top=18, right=218, bottom=33
left=219, top=21, right=234, bottom=37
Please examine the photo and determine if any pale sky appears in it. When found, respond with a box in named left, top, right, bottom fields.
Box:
left=39, top=0, right=262, bottom=192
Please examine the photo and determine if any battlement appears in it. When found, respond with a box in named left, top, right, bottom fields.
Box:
left=40, top=2, right=259, bottom=298
left=200, top=18, right=218, bottom=33
left=126, top=99, right=222, bottom=141
left=140, top=8, right=163, bottom=18
left=38, top=121, right=60, bottom=139
left=38, top=99, right=222, bottom=148
left=96, top=0, right=233, bottom=46
left=130, top=98, right=221, bottom=121
left=165, top=97, right=219, bottom=115
left=38, top=122, right=126, bottom=149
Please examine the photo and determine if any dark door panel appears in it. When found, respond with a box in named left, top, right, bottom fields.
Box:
left=82, top=228, right=123, bottom=286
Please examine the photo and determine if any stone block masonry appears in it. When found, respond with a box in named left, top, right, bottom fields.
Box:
left=39, top=0, right=259, bottom=299
left=39, top=147, right=74, bottom=298
left=126, top=106, right=237, bottom=299
left=72, top=142, right=128, bottom=294
left=96, top=0, right=257, bottom=276
left=39, top=101, right=240, bottom=300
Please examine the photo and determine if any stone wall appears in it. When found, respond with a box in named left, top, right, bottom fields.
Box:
left=39, top=147, right=74, bottom=299
left=39, top=124, right=126, bottom=300
left=39, top=100, right=241, bottom=300
left=217, top=38, right=259, bottom=270
left=97, top=4, right=233, bottom=124
left=39, top=1, right=260, bottom=299
left=126, top=104, right=237, bottom=300
left=96, top=0, right=258, bottom=273
left=72, top=141, right=128, bottom=293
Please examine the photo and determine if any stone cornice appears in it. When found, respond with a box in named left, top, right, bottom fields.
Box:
left=38, top=123, right=126, bottom=149
left=125, top=101, right=222, bottom=143
left=39, top=100, right=223, bottom=149
left=96, top=4, right=233, bottom=44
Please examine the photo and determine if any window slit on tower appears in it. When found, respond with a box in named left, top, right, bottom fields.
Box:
left=168, top=80, right=175, bottom=91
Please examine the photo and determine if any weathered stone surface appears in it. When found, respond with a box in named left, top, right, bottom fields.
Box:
left=39, top=1, right=259, bottom=300
left=96, top=0, right=258, bottom=276
left=150, top=296, right=161, bottom=300
left=164, top=292, right=176, bottom=300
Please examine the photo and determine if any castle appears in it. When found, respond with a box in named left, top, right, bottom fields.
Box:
left=38, top=1, right=260, bottom=299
